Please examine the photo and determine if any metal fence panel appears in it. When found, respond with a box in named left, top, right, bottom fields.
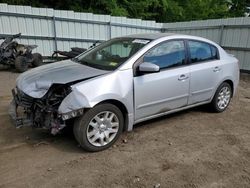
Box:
left=163, top=17, right=250, bottom=71
left=0, top=3, right=250, bottom=71
left=0, top=3, right=162, bottom=56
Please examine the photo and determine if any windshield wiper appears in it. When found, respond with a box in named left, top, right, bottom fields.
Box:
left=71, top=57, right=79, bottom=62
left=79, top=59, right=91, bottom=66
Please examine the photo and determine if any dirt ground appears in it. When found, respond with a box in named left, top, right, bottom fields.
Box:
left=0, top=69, right=250, bottom=188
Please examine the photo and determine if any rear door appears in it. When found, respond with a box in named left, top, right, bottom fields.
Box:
left=133, top=40, right=190, bottom=121
left=187, top=40, right=223, bottom=104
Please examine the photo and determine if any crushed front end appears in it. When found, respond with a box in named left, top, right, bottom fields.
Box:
left=9, top=85, right=75, bottom=135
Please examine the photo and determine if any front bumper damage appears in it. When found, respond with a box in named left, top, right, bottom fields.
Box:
left=9, top=89, right=32, bottom=128
left=9, top=88, right=67, bottom=135
left=9, top=99, right=32, bottom=128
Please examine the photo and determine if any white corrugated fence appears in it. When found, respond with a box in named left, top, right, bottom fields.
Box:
left=0, top=4, right=162, bottom=56
left=0, top=3, right=250, bottom=71
left=163, top=18, right=250, bottom=71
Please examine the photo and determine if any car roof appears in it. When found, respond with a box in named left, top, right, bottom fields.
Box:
left=122, top=32, right=219, bottom=47
left=124, top=33, right=180, bottom=40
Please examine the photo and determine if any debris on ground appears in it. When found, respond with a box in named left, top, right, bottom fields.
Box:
left=133, top=176, right=140, bottom=183
left=33, top=141, right=49, bottom=147
left=154, top=183, right=161, bottom=188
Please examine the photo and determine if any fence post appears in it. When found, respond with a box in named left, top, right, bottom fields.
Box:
left=219, top=25, right=224, bottom=46
left=52, top=16, right=58, bottom=53
left=108, top=22, right=112, bottom=39
left=161, top=28, right=166, bottom=33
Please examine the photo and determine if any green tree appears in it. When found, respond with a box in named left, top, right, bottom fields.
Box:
left=228, top=0, right=250, bottom=17
left=0, top=0, right=249, bottom=22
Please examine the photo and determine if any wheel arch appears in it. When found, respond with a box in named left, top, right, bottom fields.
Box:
left=96, top=99, right=129, bottom=132
left=222, top=79, right=234, bottom=97
left=211, top=78, right=235, bottom=102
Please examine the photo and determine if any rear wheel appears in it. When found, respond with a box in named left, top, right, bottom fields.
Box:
left=32, top=53, right=43, bottom=67
left=15, top=56, right=28, bottom=73
left=210, top=82, right=232, bottom=112
left=73, top=103, right=124, bottom=152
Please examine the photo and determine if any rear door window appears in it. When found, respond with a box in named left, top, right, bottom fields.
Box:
left=188, top=40, right=219, bottom=63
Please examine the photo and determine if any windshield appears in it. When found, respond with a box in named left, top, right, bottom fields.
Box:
left=75, top=38, right=151, bottom=70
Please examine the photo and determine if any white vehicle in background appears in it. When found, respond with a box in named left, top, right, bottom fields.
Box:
left=10, top=33, right=239, bottom=152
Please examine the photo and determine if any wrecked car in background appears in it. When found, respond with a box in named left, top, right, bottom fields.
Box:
left=0, top=33, right=43, bottom=72
left=10, top=33, right=239, bottom=152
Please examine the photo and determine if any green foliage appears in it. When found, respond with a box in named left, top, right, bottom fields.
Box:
left=228, top=0, right=250, bottom=17
left=0, top=0, right=249, bottom=22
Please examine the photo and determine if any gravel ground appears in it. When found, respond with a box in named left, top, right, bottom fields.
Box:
left=0, top=69, right=250, bottom=188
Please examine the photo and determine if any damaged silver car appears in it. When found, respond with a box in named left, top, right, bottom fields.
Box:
left=10, top=33, right=239, bottom=152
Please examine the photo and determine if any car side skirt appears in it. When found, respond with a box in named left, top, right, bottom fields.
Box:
left=134, top=100, right=211, bottom=125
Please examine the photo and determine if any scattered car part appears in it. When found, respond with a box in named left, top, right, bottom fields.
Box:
left=9, top=33, right=239, bottom=152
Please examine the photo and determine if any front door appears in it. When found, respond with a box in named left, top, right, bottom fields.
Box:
left=133, top=40, right=190, bottom=121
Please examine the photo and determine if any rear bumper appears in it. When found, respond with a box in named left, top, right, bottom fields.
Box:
left=9, top=89, right=32, bottom=128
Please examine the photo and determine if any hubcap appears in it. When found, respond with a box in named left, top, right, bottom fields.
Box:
left=87, top=111, right=119, bottom=147
left=217, top=86, right=231, bottom=110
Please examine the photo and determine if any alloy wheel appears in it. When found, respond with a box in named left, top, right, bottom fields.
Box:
left=86, top=111, right=119, bottom=147
left=217, top=86, right=231, bottom=110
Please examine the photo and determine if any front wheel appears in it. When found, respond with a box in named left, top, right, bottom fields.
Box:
left=210, top=82, right=232, bottom=112
left=31, top=53, right=43, bottom=67
left=73, top=103, right=124, bottom=152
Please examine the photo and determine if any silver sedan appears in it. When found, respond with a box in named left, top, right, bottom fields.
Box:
left=10, top=33, right=239, bottom=151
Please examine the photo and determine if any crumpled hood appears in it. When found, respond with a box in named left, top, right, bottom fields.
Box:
left=16, top=60, right=109, bottom=98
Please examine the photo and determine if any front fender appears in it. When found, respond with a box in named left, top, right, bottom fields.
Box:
left=58, top=89, right=90, bottom=114
left=58, top=69, right=134, bottom=115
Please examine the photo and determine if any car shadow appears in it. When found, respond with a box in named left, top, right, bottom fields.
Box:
left=21, top=104, right=212, bottom=153
left=0, top=66, right=12, bottom=72
left=24, top=125, right=86, bottom=154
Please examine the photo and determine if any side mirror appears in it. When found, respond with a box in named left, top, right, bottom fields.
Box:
left=138, top=62, right=160, bottom=73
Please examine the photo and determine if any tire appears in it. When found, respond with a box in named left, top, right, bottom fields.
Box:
left=73, top=103, right=124, bottom=152
left=15, top=56, right=28, bottom=73
left=32, top=53, right=43, bottom=67
left=210, top=82, right=232, bottom=113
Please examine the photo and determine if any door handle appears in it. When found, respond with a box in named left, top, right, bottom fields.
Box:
left=213, top=66, right=221, bottom=72
left=178, top=74, right=189, bottom=81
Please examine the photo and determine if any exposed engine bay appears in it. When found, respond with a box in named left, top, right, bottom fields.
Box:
left=9, top=59, right=110, bottom=135
left=10, top=84, right=73, bottom=135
